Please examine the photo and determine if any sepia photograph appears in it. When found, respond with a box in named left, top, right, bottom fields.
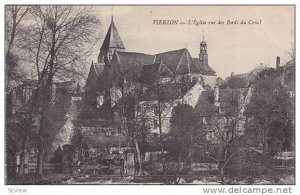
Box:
left=4, top=5, right=295, bottom=185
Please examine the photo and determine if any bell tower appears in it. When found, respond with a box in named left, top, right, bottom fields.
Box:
left=199, top=37, right=208, bottom=67
left=98, top=16, right=125, bottom=64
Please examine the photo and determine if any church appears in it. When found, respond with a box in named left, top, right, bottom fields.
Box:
left=70, top=17, right=233, bottom=174
left=84, top=17, right=217, bottom=111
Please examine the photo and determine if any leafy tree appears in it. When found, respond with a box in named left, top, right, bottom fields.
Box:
left=169, top=103, right=196, bottom=175
left=219, top=75, right=248, bottom=89
left=245, top=68, right=293, bottom=154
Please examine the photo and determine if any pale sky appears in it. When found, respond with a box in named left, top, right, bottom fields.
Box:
left=91, top=6, right=294, bottom=78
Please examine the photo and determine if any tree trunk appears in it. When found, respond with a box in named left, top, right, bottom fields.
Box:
left=218, top=162, right=226, bottom=184
left=134, top=138, right=142, bottom=176
left=17, top=137, right=28, bottom=177
left=36, top=112, right=46, bottom=175
left=36, top=146, right=44, bottom=175
left=174, top=155, right=181, bottom=184
left=157, top=100, right=168, bottom=183
left=177, top=155, right=181, bottom=174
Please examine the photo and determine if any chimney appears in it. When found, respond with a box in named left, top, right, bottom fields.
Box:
left=214, top=85, right=220, bottom=107
left=276, top=56, right=280, bottom=68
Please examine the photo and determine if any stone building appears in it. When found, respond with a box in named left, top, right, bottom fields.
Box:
left=84, top=17, right=217, bottom=110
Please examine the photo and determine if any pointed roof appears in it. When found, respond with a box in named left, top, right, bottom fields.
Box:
left=111, top=51, right=155, bottom=82
left=114, top=51, right=155, bottom=71
left=141, top=61, right=174, bottom=78
left=193, top=58, right=216, bottom=75
left=100, top=17, right=125, bottom=51
left=154, top=48, right=201, bottom=75
left=139, top=62, right=174, bottom=84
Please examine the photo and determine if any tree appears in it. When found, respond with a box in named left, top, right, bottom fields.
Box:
left=21, top=6, right=100, bottom=84
left=193, top=88, right=250, bottom=184
left=114, top=74, right=187, bottom=178
left=219, top=75, right=248, bottom=89
left=245, top=68, right=293, bottom=154
left=5, top=5, right=29, bottom=93
left=11, top=5, right=100, bottom=174
left=114, top=91, right=152, bottom=175
left=143, top=80, right=184, bottom=181
left=6, top=112, right=39, bottom=178
left=169, top=103, right=196, bottom=176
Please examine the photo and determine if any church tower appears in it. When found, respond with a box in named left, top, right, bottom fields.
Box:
left=199, top=38, right=208, bottom=67
left=98, top=16, right=125, bottom=63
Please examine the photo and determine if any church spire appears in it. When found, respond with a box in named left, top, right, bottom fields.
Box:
left=98, top=17, right=125, bottom=63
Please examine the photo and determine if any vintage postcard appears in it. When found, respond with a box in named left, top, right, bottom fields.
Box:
left=4, top=5, right=295, bottom=186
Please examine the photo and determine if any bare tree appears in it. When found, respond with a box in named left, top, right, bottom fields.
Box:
left=5, top=5, right=30, bottom=93
left=114, top=88, right=154, bottom=175
left=21, top=6, right=100, bottom=85
left=13, top=5, right=100, bottom=174
left=114, top=74, right=180, bottom=177
left=194, top=88, right=251, bottom=184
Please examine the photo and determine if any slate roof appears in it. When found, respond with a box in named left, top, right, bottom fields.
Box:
left=115, top=52, right=155, bottom=71
left=154, top=49, right=201, bottom=75
left=139, top=62, right=174, bottom=83
left=91, top=48, right=216, bottom=91
left=193, top=58, right=216, bottom=75
left=108, top=51, right=156, bottom=83
left=110, top=48, right=206, bottom=82
left=100, top=19, right=125, bottom=51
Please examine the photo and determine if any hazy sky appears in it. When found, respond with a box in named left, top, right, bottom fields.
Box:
left=91, top=6, right=294, bottom=78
